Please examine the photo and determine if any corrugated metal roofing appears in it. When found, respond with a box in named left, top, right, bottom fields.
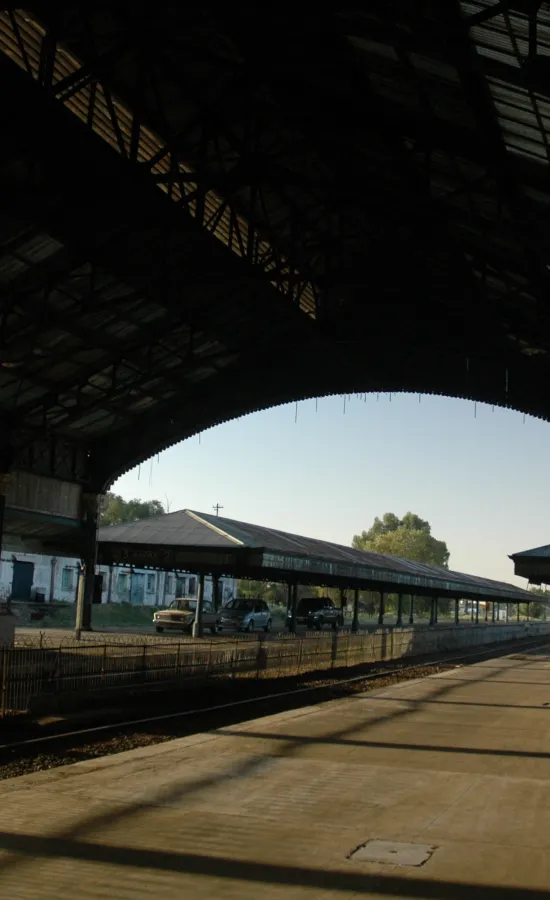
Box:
left=97, top=510, right=236, bottom=549
left=98, top=508, right=531, bottom=601
left=510, top=544, right=550, bottom=559
left=464, top=0, right=550, bottom=163
left=5, top=4, right=550, bottom=488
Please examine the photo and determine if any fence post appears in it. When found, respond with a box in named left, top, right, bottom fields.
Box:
left=232, top=640, right=238, bottom=679
left=56, top=645, right=62, bottom=693
left=1, top=650, right=6, bottom=717
left=297, top=636, right=303, bottom=676
left=206, top=640, right=213, bottom=676
left=256, top=637, right=267, bottom=679
left=331, top=631, right=339, bottom=668
left=101, top=643, right=107, bottom=685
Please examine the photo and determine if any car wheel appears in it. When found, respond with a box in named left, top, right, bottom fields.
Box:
left=315, top=618, right=323, bottom=631
left=264, top=618, right=272, bottom=633
left=246, top=619, right=254, bottom=633
left=155, top=626, right=164, bottom=633
left=210, top=624, right=218, bottom=634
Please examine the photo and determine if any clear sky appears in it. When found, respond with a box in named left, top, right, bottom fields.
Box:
left=111, top=393, right=549, bottom=587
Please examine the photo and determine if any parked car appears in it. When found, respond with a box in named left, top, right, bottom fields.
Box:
left=153, top=597, right=220, bottom=634
left=287, top=596, right=342, bottom=631
left=219, top=598, right=272, bottom=633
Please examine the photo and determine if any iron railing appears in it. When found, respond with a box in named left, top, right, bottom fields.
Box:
left=1, top=622, right=549, bottom=716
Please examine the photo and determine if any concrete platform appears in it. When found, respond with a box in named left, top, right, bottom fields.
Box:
left=1, top=648, right=550, bottom=898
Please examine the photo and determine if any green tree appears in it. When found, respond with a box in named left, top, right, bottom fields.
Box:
left=352, top=512, right=450, bottom=568
left=526, top=587, right=550, bottom=619
left=100, top=492, right=165, bottom=527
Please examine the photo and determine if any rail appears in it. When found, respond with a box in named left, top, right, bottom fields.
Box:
left=2, top=621, right=548, bottom=716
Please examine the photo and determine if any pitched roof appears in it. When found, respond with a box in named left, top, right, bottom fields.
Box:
left=509, top=545, right=550, bottom=560
left=98, top=509, right=530, bottom=602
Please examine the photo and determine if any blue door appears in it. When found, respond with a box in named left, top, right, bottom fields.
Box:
left=11, top=560, right=34, bottom=601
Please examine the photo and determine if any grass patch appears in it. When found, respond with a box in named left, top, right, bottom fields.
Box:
left=16, top=602, right=156, bottom=630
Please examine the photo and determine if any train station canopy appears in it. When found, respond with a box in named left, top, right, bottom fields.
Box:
left=509, top=545, right=550, bottom=587
left=98, top=509, right=530, bottom=604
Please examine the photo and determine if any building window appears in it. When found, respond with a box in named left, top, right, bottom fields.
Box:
left=165, top=575, right=173, bottom=594
left=117, top=573, right=129, bottom=593
left=146, top=573, right=156, bottom=593
left=188, top=576, right=197, bottom=596
left=61, top=567, right=74, bottom=591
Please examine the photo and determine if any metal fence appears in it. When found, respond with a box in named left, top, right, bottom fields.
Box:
left=1, top=622, right=549, bottom=716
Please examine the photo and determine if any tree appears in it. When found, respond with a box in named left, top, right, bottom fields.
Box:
left=352, top=511, right=450, bottom=569
left=100, top=492, right=166, bottom=527
left=526, top=587, right=549, bottom=619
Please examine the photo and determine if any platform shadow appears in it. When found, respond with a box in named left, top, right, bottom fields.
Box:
left=0, top=830, right=547, bottom=899
left=0, top=648, right=545, bottom=897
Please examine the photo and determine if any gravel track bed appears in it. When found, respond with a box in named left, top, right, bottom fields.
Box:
left=0, top=662, right=457, bottom=780
left=0, top=636, right=546, bottom=781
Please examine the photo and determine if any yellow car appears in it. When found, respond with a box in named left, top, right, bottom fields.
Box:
left=153, top=597, right=220, bottom=634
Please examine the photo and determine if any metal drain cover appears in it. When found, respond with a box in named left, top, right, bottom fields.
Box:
left=349, top=840, right=436, bottom=867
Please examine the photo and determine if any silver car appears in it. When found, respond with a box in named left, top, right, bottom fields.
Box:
left=220, top=598, right=272, bottom=633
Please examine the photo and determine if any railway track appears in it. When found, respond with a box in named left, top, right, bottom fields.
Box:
left=0, top=635, right=546, bottom=781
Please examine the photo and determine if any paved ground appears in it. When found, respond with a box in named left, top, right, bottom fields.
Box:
left=0, top=646, right=549, bottom=898
left=15, top=617, right=462, bottom=645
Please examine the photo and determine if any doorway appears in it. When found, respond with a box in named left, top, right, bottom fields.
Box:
left=130, top=572, right=145, bottom=605
left=11, top=560, right=34, bottom=601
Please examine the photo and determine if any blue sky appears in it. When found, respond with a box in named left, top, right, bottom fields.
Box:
left=111, top=393, right=548, bottom=587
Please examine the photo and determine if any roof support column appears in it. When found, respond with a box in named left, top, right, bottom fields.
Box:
left=192, top=572, right=205, bottom=638
left=378, top=592, right=385, bottom=627
left=212, top=574, right=220, bottom=611
left=429, top=597, right=436, bottom=627
left=290, top=583, right=298, bottom=634
left=475, top=599, right=480, bottom=625
left=484, top=600, right=488, bottom=623
left=526, top=602, right=530, bottom=621
left=286, top=582, right=292, bottom=631
left=0, top=481, right=5, bottom=608
left=455, top=598, right=460, bottom=625
left=409, top=595, right=414, bottom=626
left=352, top=588, right=360, bottom=633
left=396, top=593, right=404, bottom=628
left=107, top=565, right=114, bottom=604
left=75, top=493, right=100, bottom=639
left=339, top=587, right=346, bottom=628
left=517, top=603, right=521, bottom=623
left=492, top=600, right=496, bottom=623
left=506, top=603, right=510, bottom=623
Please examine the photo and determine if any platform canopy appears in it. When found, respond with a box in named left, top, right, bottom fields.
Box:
left=509, top=545, right=550, bottom=586
left=97, top=509, right=530, bottom=604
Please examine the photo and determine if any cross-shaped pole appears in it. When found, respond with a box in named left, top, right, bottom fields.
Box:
left=213, top=504, right=224, bottom=516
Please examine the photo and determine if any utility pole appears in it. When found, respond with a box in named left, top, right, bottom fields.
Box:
left=213, top=504, right=224, bottom=517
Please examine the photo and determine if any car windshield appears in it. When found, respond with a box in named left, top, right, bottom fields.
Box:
left=298, top=597, right=333, bottom=612
left=224, top=599, right=254, bottom=611
left=169, top=598, right=196, bottom=611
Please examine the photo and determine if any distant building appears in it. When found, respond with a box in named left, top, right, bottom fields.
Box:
left=0, top=553, right=235, bottom=606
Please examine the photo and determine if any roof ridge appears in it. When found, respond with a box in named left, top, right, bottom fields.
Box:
left=185, top=510, right=245, bottom=546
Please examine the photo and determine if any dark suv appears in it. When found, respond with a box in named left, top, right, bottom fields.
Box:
left=287, top=596, right=342, bottom=631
